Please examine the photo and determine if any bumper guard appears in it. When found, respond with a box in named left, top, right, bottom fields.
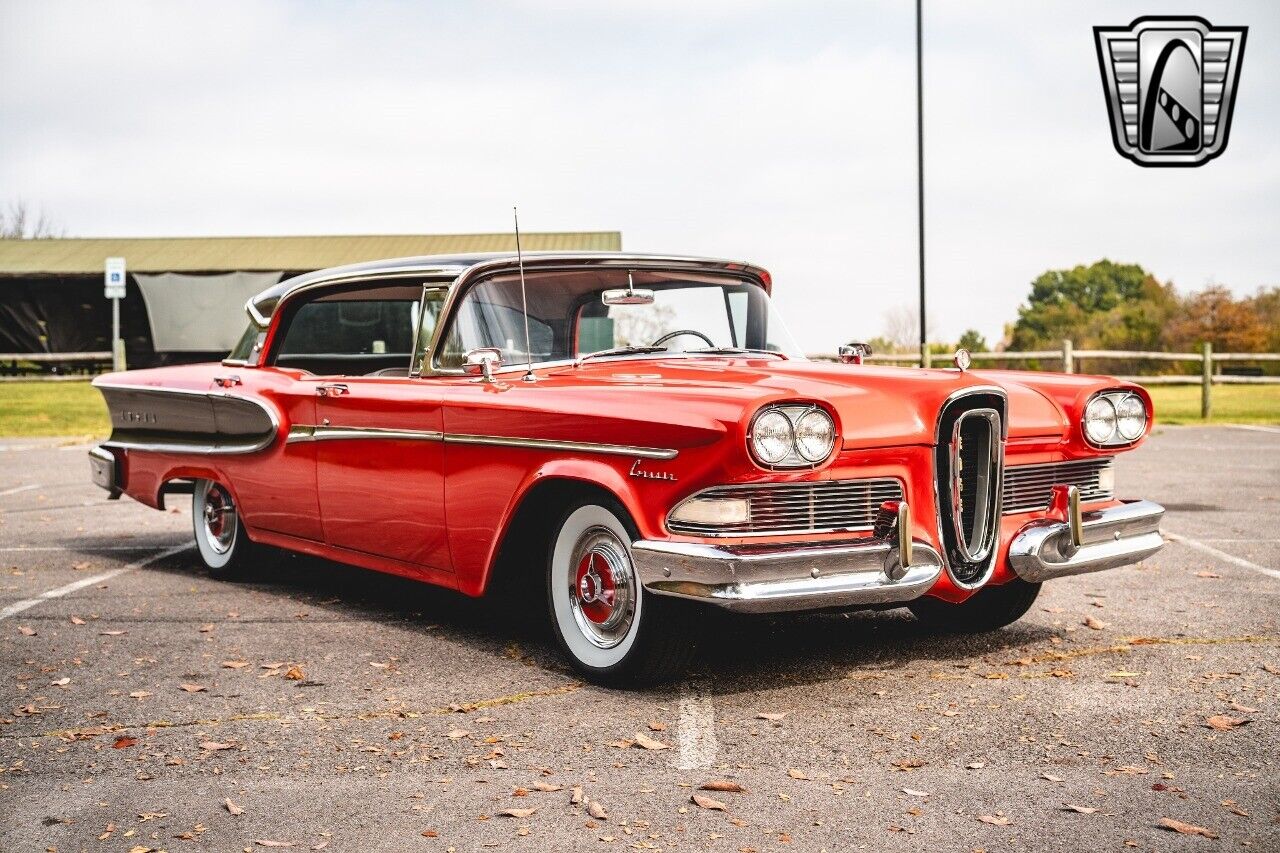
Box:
left=1008, top=491, right=1164, bottom=583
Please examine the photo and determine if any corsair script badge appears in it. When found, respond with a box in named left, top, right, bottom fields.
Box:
left=1094, top=16, right=1247, bottom=167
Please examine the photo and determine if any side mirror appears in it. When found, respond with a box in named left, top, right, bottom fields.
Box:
left=839, top=342, right=873, bottom=365
left=463, top=347, right=503, bottom=382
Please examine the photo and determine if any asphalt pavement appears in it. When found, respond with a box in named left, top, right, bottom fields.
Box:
left=1, top=425, right=1277, bottom=852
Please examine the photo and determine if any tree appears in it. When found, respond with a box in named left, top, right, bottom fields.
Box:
left=957, top=329, right=987, bottom=352
left=1163, top=285, right=1269, bottom=354
left=0, top=201, right=62, bottom=239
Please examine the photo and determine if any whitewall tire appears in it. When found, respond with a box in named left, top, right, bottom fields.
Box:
left=192, top=479, right=261, bottom=579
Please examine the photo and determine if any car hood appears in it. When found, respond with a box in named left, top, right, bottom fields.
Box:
left=543, top=357, right=1068, bottom=449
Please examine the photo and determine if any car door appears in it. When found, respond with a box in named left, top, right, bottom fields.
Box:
left=301, top=284, right=453, bottom=574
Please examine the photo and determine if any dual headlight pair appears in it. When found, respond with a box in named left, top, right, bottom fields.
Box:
left=748, top=404, right=836, bottom=468
left=1083, top=390, right=1148, bottom=446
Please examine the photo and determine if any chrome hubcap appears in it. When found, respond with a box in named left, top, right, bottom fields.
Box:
left=201, top=483, right=236, bottom=555
left=568, top=527, right=635, bottom=649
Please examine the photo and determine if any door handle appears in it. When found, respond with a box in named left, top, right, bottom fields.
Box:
left=317, top=383, right=349, bottom=397
left=213, top=375, right=242, bottom=388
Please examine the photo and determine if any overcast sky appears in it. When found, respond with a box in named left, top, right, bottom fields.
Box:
left=2, top=0, right=1276, bottom=351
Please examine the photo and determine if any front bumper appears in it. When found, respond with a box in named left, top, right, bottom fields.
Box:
left=632, top=537, right=943, bottom=614
left=1008, top=498, right=1165, bottom=583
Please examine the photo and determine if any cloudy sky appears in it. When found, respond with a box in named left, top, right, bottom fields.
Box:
left=2, top=0, right=1276, bottom=351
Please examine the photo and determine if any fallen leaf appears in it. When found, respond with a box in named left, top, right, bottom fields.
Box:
left=128, top=690, right=151, bottom=700
left=647, top=721, right=667, bottom=731
left=787, top=769, right=809, bottom=780
left=17, top=626, right=36, bottom=636
left=224, top=798, right=243, bottom=815
left=1083, top=616, right=1108, bottom=631
left=421, top=830, right=438, bottom=838
left=199, top=623, right=214, bottom=633
left=1042, top=773, right=1065, bottom=783
left=633, top=731, right=669, bottom=750
left=570, top=786, right=584, bottom=805
left=113, top=736, right=138, bottom=749
left=1063, top=804, right=1100, bottom=814
left=70, top=616, right=86, bottom=625
left=284, top=665, right=304, bottom=680
left=222, top=660, right=250, bottom=669
left=691, top=794, right=727, bottom=811
left=1229, top=701, right=1259, bottom=714
left=902, top=788, right=929, bottom=797
left=532, top=782, right=562, bottom=792
left=1195, top=571, right=1221, bottom=579
left=498, top=808, right=536, bottom=818
left=1205, top=714, right=1249, bottom=731
left=179, top=683, right=206, bottom=693
left=587, top=800, right=607, bottom=820
left=200, top=741, right=234, bottom=751
left=756, top=712, right=787, bottom=721
left=254, top=841, right=295, bottom=848
left=51, top=677, right=70, bottom=687
left=72, top=561, right=92, bottom=571
left=446, top=729, right=470, bottom=739
left=978, top=815, right=1011, bottom=826
left=891, top=759, right=926, bottom=771
left=1157, top=818, right=1218, bottom=839
left=700, top=781, right=747, bottom=794
left=99, top=630, right=126, bottom=636
left=966, top=762, right=985, bottom=770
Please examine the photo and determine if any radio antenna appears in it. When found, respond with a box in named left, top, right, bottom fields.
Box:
left=513, top=206, right=536, bottom=382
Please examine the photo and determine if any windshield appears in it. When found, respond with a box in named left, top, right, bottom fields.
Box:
left=435, top=269, right=803, bottom=370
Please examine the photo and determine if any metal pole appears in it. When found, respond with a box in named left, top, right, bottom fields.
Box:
left=111, top=296, right=122, bottom=372
left=916, top=0, right=927, bottom=367
left=1201, top=341, right=1212, bottom=420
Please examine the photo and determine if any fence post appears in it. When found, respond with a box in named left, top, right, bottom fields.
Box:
left=1201, top=341, right=1212, bottom=420
left=921, top=342, right=932, bottom=369
left=1062, top=339, right=1074, bottom=374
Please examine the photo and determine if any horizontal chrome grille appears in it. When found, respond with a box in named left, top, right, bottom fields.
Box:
left=1002, top=457, right=1114, bottom=514
left=668, top=478, right=904, bottom=536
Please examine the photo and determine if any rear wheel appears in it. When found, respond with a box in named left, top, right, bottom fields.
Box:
left=192, top=479, right=264, bottom=579
left=546, top=501, right=697, bottom=685
left=908, top=578, right=1042, bottom=633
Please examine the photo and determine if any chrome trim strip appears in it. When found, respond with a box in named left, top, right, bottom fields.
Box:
left=1009, top=499, right=1165, bottom=582
left=632, top=537, right=942, bottom=613
left=443, top=432, right=678, bottom=460
left=283, top=424, right=678, bottom=460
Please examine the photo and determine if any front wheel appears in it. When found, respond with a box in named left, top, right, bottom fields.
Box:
left=908, top=578, right=1042, bottom=633
left=192, top=479, right=266, bottom=579
left=546, top=501, right=698, bottom=685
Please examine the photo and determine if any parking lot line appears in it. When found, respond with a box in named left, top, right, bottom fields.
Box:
left=1229, top=424, right=1280, bottom=434
left=1166, top=531, right=1280, bottom=581
left=0, top=544, right=192, bottom=621
left=675, top=682, right=717, bottom=770
left=0, top=545, right=181, bottom=552
left=0, top=483, right=40, bottom=496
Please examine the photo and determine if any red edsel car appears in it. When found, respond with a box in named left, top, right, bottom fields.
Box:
left=90, top=253, right=1164, bottom=684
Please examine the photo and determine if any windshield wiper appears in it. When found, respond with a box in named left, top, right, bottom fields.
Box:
left=689, top=347, right=787, bottom=359
left=576, top=345, right=668, bottom=364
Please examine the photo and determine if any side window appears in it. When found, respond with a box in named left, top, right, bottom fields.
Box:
left=272, top=283, right=425, bottom=376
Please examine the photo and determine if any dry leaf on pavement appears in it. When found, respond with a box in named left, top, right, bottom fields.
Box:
left=17, top=626, right=36, bottom=636
left=570, top=786, right=584, bottom=805
left=1157, top=818, right=1218, bottom=838
left=1205, top=714, right=1250, bottom=731
left=633, top=732, right=669, bottom=750
left=902, top=788, right=929, bottom=797
left=1063, top=804, right=1099, bottom=814
left=70, top=616, right=86, bottom=625
left=756, top=712, right=787, bottom=721
left=284, top=665, right=304, bottom=680
left=691, top=794, right=727, bottom=811
left=498, top=808, right=536, bottom=818
left=647, top=721, right=667, bottom=731
left=179, top=683, right=206, bottom=693
left=700, top=781, right=747, bottom=793
left=222, top=660, right=250, bottom=669
left=1083, top=616, right=1108, bottom=630
left=1195, top=571, right=1221, bottom=579
left=966, top=762, right=985, bottom=770
left=112, top=736, right=137, bottom=749
left=255, top=841, right=296, bottom=848
left=978, top=815, right=1011, bottom=826
left=200, top=741, right=234, bottom=751
left=224, top=798, right=243, bottom=815
left=446, top=729, right=470, bottom=739
left=532, top=782, right=562, bottom=792
left=587, top=800, right=607, bottom=820
left=787, top=769, right=809, bottom=780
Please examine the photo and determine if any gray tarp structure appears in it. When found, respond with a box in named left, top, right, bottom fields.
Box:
left=134, top=272, right=281, bottom=352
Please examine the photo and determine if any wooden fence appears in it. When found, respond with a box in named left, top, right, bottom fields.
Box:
left=809, top=340, right=1280, bottom=419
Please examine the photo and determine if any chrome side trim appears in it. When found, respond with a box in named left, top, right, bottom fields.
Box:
left=286, top=425, right=445, bottom=444
left=1009, top=499, right=1165, bottom=582
left=443, top=432, right=678, bottom=460
left=632, top=537, right=943, bottom=613
left=283, top=424, right=678, bottom=460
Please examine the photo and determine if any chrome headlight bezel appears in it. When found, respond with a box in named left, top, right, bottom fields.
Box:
left=748, top=404, right=837, bottom=469
left=1082, top=389, right=1148, bottom=447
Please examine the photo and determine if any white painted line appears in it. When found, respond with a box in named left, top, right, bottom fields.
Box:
left=0, top=544, right=192, bottom=621
left=675, top=682, right=717, bottom=771
left=0, top=545, right=184, bottom=552
left=1229, top=424, right=1280, bottom=434
left=0, top=484, right=40, bottom=496
left=1165, top=532, right=1280, bottom=582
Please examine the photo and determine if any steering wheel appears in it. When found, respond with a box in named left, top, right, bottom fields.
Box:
left=651, top=329, right=715, bottom=349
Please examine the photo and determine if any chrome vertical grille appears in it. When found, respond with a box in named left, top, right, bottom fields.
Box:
left=935, top=391, right=1006, bottom=587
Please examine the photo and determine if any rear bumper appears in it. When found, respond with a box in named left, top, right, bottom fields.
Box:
left=1008, top=499, right=1165, bottom=583
left=631, top=537, right=942, bottom=614
left=88, top=445, right=122, bottom=498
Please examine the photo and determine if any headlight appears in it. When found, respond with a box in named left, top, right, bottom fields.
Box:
left=749, top=404, right=836, bottom=468
left=1082, top=390, right=1147, bottom=446
left=794, top=409, right=836, bottom=462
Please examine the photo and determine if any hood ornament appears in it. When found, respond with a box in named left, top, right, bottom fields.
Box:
left=953, top=348, right=972, bottom=372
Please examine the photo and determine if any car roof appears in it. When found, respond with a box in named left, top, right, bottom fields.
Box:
left=247, top=251, right=772, bottom=324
